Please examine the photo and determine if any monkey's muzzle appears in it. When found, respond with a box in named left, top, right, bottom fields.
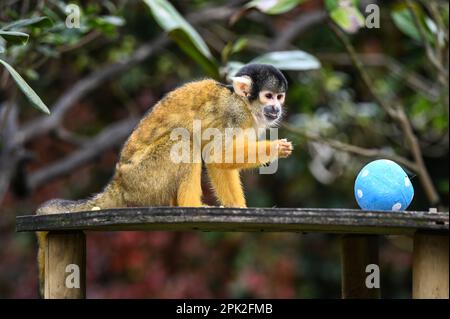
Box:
left=263, top=105, right=281, bottom=120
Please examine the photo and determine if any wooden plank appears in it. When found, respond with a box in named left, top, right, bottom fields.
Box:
left=413, top=232, right=449, bottom=299
left=45, top=231, right=86, bottom=299
left=16, top=207, right=448, bottom=235
left=341, top=235, right=380, bottom=298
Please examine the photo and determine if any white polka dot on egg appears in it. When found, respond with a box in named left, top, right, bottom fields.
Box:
left=405, top=177, right=411, bottom=187
left=392, top=203, right=402, bottom=211
left=357, top=189, right=363, bottom=198
left=361, top=170, right=369, bottom=177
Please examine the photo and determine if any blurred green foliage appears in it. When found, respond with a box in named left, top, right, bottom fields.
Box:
left=0, top=0, right=448, bottom=298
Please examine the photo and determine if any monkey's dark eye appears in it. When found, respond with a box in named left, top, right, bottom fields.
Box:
left=277, top=94, right=284, bottom=100
left=265, top=93, right=273, bottom=99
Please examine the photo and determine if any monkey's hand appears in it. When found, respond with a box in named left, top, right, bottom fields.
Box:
left=276, top=139, right=293, bottom=158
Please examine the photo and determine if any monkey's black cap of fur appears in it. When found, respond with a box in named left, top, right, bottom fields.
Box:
left=235, top=63, right=288, bottom=101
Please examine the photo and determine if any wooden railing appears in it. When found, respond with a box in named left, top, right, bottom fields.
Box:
left=16, top=207, right=449, bottom=299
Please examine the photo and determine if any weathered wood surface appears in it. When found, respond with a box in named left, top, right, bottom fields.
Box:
left=413, top=232, right=449, bottom=299
left=16, top=207, right=448, bottom=234
left=45, top=231, right=86, bottom=299
left=341, top=235, right=380, bottom=299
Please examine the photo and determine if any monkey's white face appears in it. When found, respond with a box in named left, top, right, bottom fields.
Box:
left=258, top=90, right=285, bottom=125
left=231, top=75, right=286, bottom=127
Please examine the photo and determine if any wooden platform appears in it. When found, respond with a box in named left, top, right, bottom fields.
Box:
left=16, top=207, right=449, bottom=299
left=16, top=207, right=449, bottom=234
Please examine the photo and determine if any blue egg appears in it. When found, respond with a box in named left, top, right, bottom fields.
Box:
left=354, top=159, right=414, bottom=211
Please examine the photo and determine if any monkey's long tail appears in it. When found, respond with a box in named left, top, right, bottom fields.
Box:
left=36, top=182, right=122, bottom=298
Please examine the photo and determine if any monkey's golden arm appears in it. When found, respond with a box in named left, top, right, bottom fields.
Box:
left=204, top=137, right=293, bottom=170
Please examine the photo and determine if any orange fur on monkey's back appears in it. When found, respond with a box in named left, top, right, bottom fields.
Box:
left=120, top=79, right=250, bottom=160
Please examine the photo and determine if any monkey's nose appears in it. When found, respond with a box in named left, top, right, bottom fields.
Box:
left=269, top=105, right=280, bottom=116
left=273, top=105, right=281, bottom=114
left=264, top=105, right=281, bottom=119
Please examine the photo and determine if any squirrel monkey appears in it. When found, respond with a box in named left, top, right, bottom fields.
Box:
left=35, top=63, right=293, bottom=296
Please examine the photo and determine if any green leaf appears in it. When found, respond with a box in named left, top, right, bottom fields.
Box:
left=330, top=6, right=364, bottom=33
left=232, top=38, right=248, bottom=54
left=24, top=68, right=39, bottom=81
left=143, top=0, right=218, bottom=77
left=143, top=0, right=212, bottom=59
left=226, top=50, right=321, bottom=77
left=0, top=58, right=50, bottom=114
left=250, top=50, right=321, bottom=70
left=0, top=30, right=29, bottom=45
left=221, top=42, right=233, bottom=63
left=246, top=0, right=304, bottom=15
left=89, top=16, right=125, bottom=36
left=325, top=0, right=339, bottom=11
left=425, top=18, right=446, bottom=47
left=325, top=0, right=359, bottom=11
left=391, top=8, right=421, bottom=42
left=2, top=16, right=53, bottom=30
left=170, top=29, right=219, bottom=78
left=391, top=6, right=436, bottom=44
left=221, top=38, right=248, bottom=63
left=96, top=15, right=125, bottom=27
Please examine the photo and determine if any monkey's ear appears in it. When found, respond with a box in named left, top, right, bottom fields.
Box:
left=231, top=76, right=252, bottom=97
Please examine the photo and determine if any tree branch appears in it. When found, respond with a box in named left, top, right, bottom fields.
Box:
left=405, top=0, right=449, bottom=87
left=26, top=117, right=139, bottom=190
left=329, top=22, right=441, bottom=205
left=329, top=23, right=400, bottom=120
left=423, top=1, right=449, bottom=42
left=55, top=126, right=89, bottom=147
left=317, top=53, right=440, bottom=101
left=283, top=123, right=418, bottom=171
left=0, top=102, right=20, bottom=203
left=11, top=5, right=236, bottom=148
left=1, top=4, right=237, bottom=198
left=58, top=30, right=103, bottom=54
left=11, top=35, right=168, bottom=147
left=271, top=10, right=327, bottom=51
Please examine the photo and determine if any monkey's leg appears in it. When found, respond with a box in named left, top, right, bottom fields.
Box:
left=177, top=162, right=204, bottom=207
left=206, top=166, right=246, bottom=208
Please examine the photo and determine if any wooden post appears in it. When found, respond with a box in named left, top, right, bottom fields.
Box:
left=413, top=232, right=449, bottom=299
left=341, top=235, right=380, bottom=298
left=45, top=231, right=86, bottom=299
